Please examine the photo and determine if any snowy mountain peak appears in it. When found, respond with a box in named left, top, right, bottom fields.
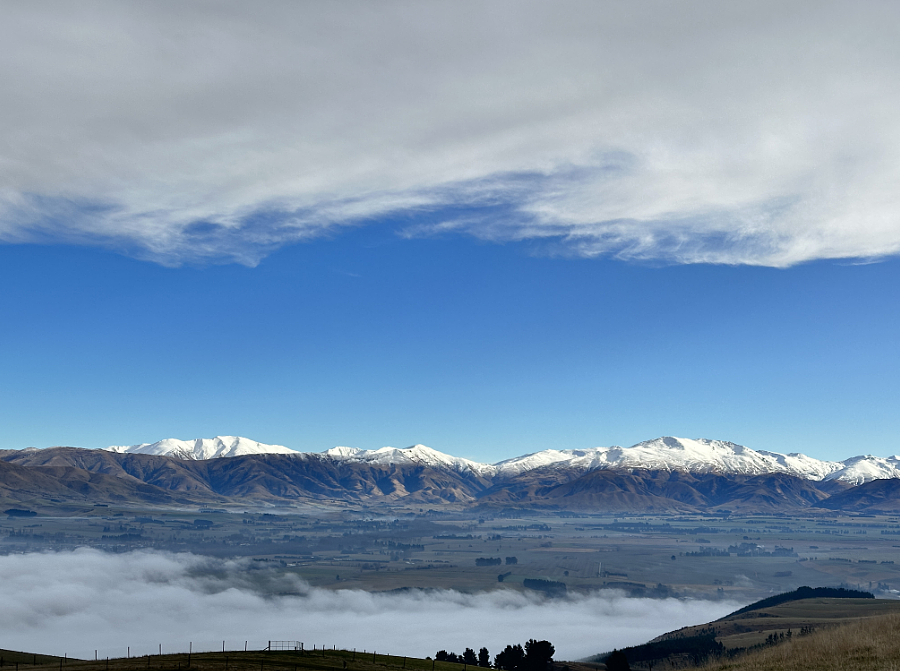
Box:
left=828, top=454, right=900, bottom=486
left=322, top=446, right=365, bottom=459
left=101, top=435, right=900, bottom=485
left=495, top=437, right=849, bottom=481
left=106, top=435, right=296, bottom=460
left=322, top=443, right=496, bottom=477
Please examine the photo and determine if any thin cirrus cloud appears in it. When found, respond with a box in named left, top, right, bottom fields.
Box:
left=0, top=549, right=742, bottom=660
left=1, top=1, right=899, bottom=266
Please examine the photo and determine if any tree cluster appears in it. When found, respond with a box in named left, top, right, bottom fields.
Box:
left=765, top=629, right=792, bottom=645
left=435, top=648, right=489, bottom=666
left=495, top=640, right=555, bottom=671
left=602, top=629, right=722, bottom=669
left=522, top=579, right=567, bottom=596
left=435, top=640, right=554, bottom=671
left=729, top=586, right=873, bottom=617
left=475, top=557, right=503, bottom=566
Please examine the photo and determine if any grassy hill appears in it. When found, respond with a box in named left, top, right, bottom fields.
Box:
left=0, top=648, right=487, bottom=671
left=702, top=611, right=900, bottom=671
left=592, top=592, right=900, bottom=670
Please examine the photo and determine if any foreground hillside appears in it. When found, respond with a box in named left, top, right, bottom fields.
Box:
left=702, top=611, right=900, bottom=671
left=601, top=591, right=900, bottom=671
left=0, top=647, right=486, bottom=671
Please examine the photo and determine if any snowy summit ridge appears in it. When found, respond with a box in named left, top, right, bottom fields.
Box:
left=106, top=435, right=296, bottom=460
left=322, top=444, right=496, bottom=477
left=104, top=435, right=900, bottom=485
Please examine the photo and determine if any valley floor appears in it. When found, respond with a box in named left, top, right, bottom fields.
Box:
left=4, top=504, right=900, bottom=601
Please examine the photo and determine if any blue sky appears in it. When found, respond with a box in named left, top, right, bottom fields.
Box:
left=1, top=2, right=900, bottom=461
left=2, top=222, right=898, bottom=461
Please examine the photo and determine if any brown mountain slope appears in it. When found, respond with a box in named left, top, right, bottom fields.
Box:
left=1, top=447, right=215, bottom=493
left=0, top=459, right=206, bottom=505
left=0, top=448, right=495, bottom=504
left=818, top=478, right=900, bottom=512
left=478, top=469, right=831, bottom=512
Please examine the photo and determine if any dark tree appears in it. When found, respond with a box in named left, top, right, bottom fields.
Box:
left=478, top=648, right=491, bottom=668
left=476, top=557, right=503, bottom=566
left=464, top=649, right=478, bottom=665
left=436, top=651, right=450, bottom=662
left=605, top=650, right=629, bottom=671
left=524, top=640, right=555, bottom=671
left=494, top=644, right=525, bottom=671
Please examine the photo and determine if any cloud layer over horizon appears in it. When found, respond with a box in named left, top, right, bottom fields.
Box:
left=0, top=549, right=740, bottom=660
left=2, top=1, right=899, bottom=267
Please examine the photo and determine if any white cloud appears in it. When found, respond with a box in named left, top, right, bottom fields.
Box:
left=1, top=1, right=899, bottom=265
left=0, top=549, right=740, bottom=661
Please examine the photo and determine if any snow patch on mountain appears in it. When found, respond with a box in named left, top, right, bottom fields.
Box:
left=106, top=436, right=296, bottom=460
left=322, top=444, right=495, bottom=477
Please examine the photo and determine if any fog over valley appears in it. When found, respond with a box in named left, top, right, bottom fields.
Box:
left=0, top=549, right=739, bottom=661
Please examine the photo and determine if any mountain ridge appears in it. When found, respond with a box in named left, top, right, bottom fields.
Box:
left=100, top=435, right=900, bottom=485
left=4, top=446, right=897, bottom=512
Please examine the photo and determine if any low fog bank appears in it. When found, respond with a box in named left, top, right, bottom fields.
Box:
left=0, top=550, right=742, bottom=660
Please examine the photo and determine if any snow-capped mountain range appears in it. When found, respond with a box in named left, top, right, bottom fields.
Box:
left=105, top=435, right=900, bottom=485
